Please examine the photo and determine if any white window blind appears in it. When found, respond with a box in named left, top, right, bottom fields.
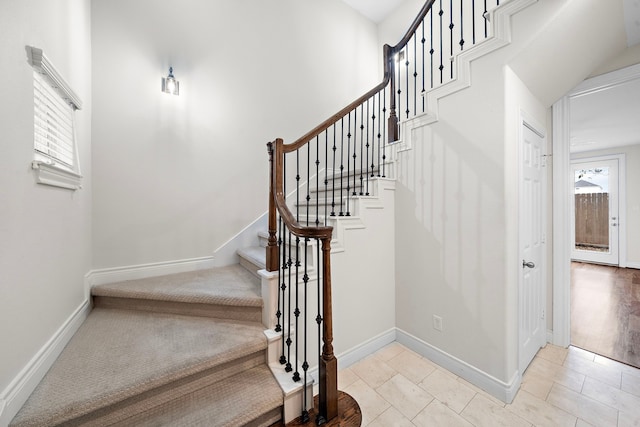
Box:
left=33, top=71, right=75, bottom=167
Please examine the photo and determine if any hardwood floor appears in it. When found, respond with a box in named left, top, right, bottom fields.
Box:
left=571, top=262, right=640, bottom=368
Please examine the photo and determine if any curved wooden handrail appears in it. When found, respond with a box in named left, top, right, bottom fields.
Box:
left=284, top=0, right=436, bottom=152
left=268, top=138, right=333, bottom=240
left=391, top=0, right=436, bottom=51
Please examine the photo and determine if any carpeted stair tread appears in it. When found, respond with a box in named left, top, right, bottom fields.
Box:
left=92, top=264, right=262, bottom=308
left=113, top=365, right=282, bottom=427
left=237, top=246, right=266, bottom=267
left=10, top=308, right=268, bottom=427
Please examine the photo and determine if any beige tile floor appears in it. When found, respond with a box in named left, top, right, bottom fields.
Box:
left=340, top=343, right=640, bottom=426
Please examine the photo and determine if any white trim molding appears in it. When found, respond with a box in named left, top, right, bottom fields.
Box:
left=26, top=46, right=82, bottom=110
left=396, top=329, right=521, bottom=404
left=335, top=328, right=397, bottom=370
left=552, top=63, right=640, bottom=347
left=31, top=160, right=82, bottom=191
left=0, top=300, right=90, bottom=426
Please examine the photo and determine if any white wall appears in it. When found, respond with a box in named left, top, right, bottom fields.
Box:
left=91, top=0, right=380, bottom=270
left=387, top=0, right=629, bottom=389
left=571, top=144, right=640, bottom=267
left=0, top=0, right=92, bottom=407
left=394, top=54, right=510, bottom=382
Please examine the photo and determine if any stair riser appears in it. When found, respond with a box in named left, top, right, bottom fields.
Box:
left=93, top=296, right=262, bottom=323
left=68, top=351, right=267, bottom=427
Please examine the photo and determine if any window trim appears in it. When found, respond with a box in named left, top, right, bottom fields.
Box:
left=27, top=46, right=83, bottom=190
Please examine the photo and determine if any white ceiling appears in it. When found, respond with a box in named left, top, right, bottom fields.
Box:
left=569, top=1, right=640, bottom=153
left=570, top=75, right=640, bottom=152
left=339, top=0, right=406, bottom=23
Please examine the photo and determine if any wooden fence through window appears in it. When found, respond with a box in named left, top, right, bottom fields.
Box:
left=575, top=193, right=609, bottom=248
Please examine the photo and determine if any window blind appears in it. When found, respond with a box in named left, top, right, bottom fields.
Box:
left=33, top=71, right=75, bottom=167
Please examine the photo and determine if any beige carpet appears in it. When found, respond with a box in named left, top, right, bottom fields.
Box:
left=92, top=265, right=263, bottom=308
left=11, top=264, right=283, bottom=427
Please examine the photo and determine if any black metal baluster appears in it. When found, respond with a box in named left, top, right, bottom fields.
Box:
left=301, top=237, right=310, bottom=423
left=449, top=0, right=454, bottom=80
left=405, top=45, right=410, bottom=118
left=460, top=0, right=465, bottom=51
left=293, top=234, right=301, bottom=382
left=352, top=106, right=358, bottom=197
left=276, top=215, right=283, bottom=333
left=279, top=156, right=287, bottom=367
left=296, top=150, right=300, bottom=223
left=315, top=136, right=320, bottom=226
left=359, top=104, right=364, bottom=195
left=430, top=9, right=434, bottom=89
left=377, top=91, right=382, bottom=177
left=412, top=35, right=417, bottom=117
left=314, top=241, right=322, bottom=426
left=397, top=52, right=402, bottom=126
left=323, top=131, right=328, bottom=225
left=306, top=143, right=310, bottom=227
left=331, top=125, right=337, bottom=217
left=339, top=118, right=345, bottom=216
left=365, top=99, right=371, bottom=196
left=346, top=112, right=352, bottom=215
left=472, top=0, right=476, bottom=45
left=285, top=229, right=293, bottom=372
left=371, top=95, right=376, bottom=181
left=439, top=0, right=444, bottom=84
left=382, top=90, right=387, bottom=178
left=422, top=19, right=426, bottom=112
left=484, top=0, right=488, bottom=38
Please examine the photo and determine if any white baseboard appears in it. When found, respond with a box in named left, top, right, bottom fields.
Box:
left=626, top=261, right=640, bottom=270
left=86, top=256, right=216, bottom=289
left=336, top=328, right=397, bottom=370
left=396, top=329, right=521, bottom=404
left=0, top=299, right=91, bottom=426
left=547, top=329, right=554, bottom=344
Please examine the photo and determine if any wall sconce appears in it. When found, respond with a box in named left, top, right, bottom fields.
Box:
left=162, top=67, right=180, bottom=95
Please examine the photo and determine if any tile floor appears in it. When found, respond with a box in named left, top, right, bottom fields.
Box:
left=340, top=343, right=640, bottom=426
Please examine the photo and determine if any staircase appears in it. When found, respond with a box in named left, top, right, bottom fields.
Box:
left=9, top=265, right=284, bottom=427
left=6, top=1, right=541, bottom=425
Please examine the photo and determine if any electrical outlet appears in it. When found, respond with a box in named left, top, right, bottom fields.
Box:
left=433, top=315, right=443, bottom=331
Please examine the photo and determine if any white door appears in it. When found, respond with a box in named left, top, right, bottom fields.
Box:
left=519, top=121, right=546, bottom=372
left=570, top=159, right=619, bottom=265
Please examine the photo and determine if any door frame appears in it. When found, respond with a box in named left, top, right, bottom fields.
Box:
left=570, top=155, right=624, bottom=265
left=518, top=110, right=547, bottom=373
left=551, top=64, right=637, bottom=347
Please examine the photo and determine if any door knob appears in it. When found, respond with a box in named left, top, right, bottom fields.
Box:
left=522, top=260, right=535, bottom=268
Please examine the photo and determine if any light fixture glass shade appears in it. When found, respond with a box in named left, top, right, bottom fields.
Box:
left=162, top=67, right=180, bottom=95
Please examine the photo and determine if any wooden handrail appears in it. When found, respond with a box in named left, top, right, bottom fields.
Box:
left=268, top=139, right=333, bottom=240
left=265, top=2, right=436, bottom=422
left=391, top=0, right=436, bottom=52
left=284, top=0, right=436, bottom=151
